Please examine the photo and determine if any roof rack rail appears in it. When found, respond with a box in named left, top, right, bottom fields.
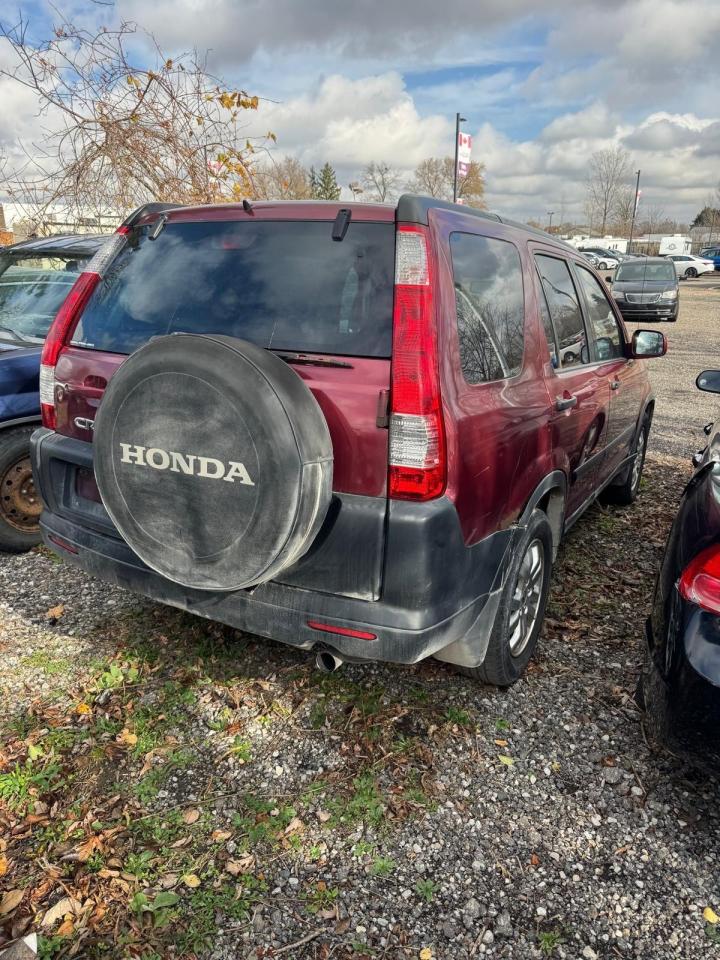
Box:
left=122, top=202, right=185, bottom=229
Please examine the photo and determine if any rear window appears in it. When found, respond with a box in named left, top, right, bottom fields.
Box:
left=0, top=254, right=89, bottom=342
left=73, top=220, right=394, bottom=357
left=615, top=261, right=675, bottom=282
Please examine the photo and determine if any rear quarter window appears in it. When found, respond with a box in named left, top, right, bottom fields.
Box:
left=449, top=232, right=525, bottom=384
left=73, top=220, right=395, bottom=357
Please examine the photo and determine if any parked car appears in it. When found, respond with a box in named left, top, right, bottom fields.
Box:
left=578, top=246, right=619, bottom=270
left=640, top=368, right=720, bottom=762
left=699, top=246, right=720, bottom=271
left=610, top=258, right=680, bottom=322
left=665, top=254, right=716, bottom=279
left=581, top=251, right=601, bottom=268
left=31, top=197, right=666, bottom=686
left=0, top=233, right=109, bottom=551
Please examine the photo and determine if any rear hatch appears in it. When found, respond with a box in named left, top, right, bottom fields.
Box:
left=51, top=206, right=395, bottom=598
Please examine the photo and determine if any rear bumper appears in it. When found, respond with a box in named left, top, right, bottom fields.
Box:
left=31, top=429, right=513, bottom=666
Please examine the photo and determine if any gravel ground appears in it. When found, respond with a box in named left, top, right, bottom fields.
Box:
left=1, top=284, right=720, bottom=960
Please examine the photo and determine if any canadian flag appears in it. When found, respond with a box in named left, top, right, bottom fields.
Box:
left=457, top=132, right=472, bottom=167
left=458, top=132, right=472, bottom=148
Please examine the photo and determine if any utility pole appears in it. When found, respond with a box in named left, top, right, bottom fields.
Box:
left=628, top=169, right=641, bottom=253
left=453, top=112, right=466, bottom=203
left=547, top=211, right=554, bottom=232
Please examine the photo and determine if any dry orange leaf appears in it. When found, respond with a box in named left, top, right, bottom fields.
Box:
left=76, top=835, right=103, bottom=863
left=182, top=808, right=200, bottom=825
left=75, top=702, right=92, bottom=715
left=225, top=854, right=255, bottom=876
left=0, top=855, right=8, bottom=877
left=57, top=918, right=75, bottom=937
left=494, top=739, right=509, bottom=747
left=182, top=873, right=201, bottom=889
left=45, top=604, right=65, bottom=620
left=211, top=829, right=232, bottom=842
left=117, top=729, right=138, bottom=747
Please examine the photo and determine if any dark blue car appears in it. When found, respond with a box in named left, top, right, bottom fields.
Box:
left=0, top=233, right=107, bottom=551
left=640, top=369, right=720, bottom=763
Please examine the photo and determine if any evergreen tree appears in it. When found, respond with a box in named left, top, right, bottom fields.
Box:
left=311, top=162, right=341, bottom=200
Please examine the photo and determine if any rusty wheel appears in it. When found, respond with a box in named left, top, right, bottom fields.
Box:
left=0, top=454, right=41, bottom=532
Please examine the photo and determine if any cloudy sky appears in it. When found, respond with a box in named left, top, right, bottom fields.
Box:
left=2, top=0, right=720, bottom=224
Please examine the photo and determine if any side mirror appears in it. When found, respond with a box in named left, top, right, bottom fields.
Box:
left=697, top=370, right=720, bottom=394
left=630, top=329, right=667, bottom=358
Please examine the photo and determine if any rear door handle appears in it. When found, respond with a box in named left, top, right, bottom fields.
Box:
left=555, top=394, right=578, bottom=411
left=610, top=380, right=620, bottom=391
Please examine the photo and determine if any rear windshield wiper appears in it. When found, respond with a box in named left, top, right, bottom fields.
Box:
left=274, top=351, right=353, bottom=369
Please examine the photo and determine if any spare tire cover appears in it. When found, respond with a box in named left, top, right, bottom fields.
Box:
left=93, top=334, right=333, bottom=591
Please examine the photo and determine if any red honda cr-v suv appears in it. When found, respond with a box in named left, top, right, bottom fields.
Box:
left=31, top=196, right=666, bottom=685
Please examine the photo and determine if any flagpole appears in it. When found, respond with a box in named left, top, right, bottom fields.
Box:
left=628, top=169, right=641, bottom=253
left=453, top=113, right=466, bottom=204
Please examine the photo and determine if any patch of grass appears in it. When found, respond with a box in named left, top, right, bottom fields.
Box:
left=370, top=856, right=395, bottom=877
left=305, top=882, right=339, bottom=913
left=230, top=737, right=252, bottom=762
left=0, top=759, right=63, bottom=812
left=21, top=651, right=71, bottom=676
left=329, top=773, right=385, bottom=828
left=37, top=935, right=66, bottom=959
left=125, top=849, right=156, bottom=880
left=96, top=660, right=140, bottom=690
left=444, top=705, right=472, bottom=727
left=415, top=879, right=436, bottom=903
left=538, top=931, right=563, bottom=956
left=8, top=710, right=38, bottom=739
left=179, top=878, right=264, bottom=953
left=495, top=717, right=510, bottom=731
left=352, top=840, right=375, bottom=858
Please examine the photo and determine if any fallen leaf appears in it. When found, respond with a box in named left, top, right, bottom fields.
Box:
left=76, top=835, right=103, bottom=863
left=182, top=808, right=200, bottom=825
left=116, top=729, right=138, bottom=747
left=46, top=604, right=65, bottom=620
left=498, top=754, right=514, bottom=766
left=0, top=890, right=23, bottom=916
left=531, top=852, right=541, bottom=867
left=42, top=896, right=76, bottom=928
left=0, top=855, right=8, bottom=877
left=57, top=918, right=75, bottom=937
left=704, top=907, right=719, bottom=925
left=211, top=829, right=232, bottom=842
left=159, top=873, right=179, bottom=888
left=75, top=702, right=92, bottom=715
left=284, top=816, right=304, bottom=835
left=317, top=810, right=331, bottom=823
left=170, top=836, right=192, bottom=849
left=419, top=950, right=433, bottom=960
left=182, top=873, right=201, bottom=889
left=225, top=854, right=255, bottom=876
left=494, top=739, right=509, bottom=747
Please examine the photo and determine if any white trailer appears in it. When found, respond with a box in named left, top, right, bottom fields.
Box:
left=659, top=235, right=692, bottom=256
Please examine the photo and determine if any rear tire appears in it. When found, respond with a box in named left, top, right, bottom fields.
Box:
left=0, top=426, right=42, bottom=553
left=457, top=508, right=553, bottom=687
left=684, top=267, right=697, bottom=279
left=604, top=421, right=648, bottom=506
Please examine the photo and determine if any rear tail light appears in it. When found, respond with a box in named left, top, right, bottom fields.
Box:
left=388, top=226, right=446, bottom=501
left=40, top=226, right=130, bottom=429
left=679, top=544, right=720, bottom=615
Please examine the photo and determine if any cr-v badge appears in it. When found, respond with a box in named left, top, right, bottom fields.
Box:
left=119, top=443, right=255, bottom=485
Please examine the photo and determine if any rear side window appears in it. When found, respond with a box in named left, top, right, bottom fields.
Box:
left=0, top=254, right=89, bottom=343
left=535, top=255, right=586, bottom=369
left=450, top=232, right=525, bottom=384
left=73, top=220, right=394, bottom=357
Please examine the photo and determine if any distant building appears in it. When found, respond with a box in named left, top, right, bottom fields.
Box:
left=0, top=202, right=119, bottom=240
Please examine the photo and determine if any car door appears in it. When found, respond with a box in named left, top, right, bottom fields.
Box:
left=533, top=251, right=607, bottom=520
left=572, top=263, right=642, bottom=481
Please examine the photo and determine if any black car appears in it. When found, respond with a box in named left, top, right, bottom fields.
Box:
left=0, top=233, right=108, bottom=551
left=610, top=257, right=679, bottom=322
left=640, top=369, right=720, bottom=761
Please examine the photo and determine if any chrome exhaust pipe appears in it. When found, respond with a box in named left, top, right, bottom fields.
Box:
left=315, top=649, right=343, bottom=673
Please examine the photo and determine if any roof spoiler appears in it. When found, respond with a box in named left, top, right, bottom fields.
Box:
left=121, top=202, right=185, bottom=229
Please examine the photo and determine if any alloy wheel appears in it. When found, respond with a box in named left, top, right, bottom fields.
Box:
left=507, top=539, right=545, bottom=657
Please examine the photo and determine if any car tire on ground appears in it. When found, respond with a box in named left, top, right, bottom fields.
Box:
left=93, top=333, right=334, bottom=591
left=457, top=508, right=553, bottom=687
left=684, top=267, right=697, bottom=279
left=603, top=419, right=648, bottom=506
left=0, top=426, right=43, bottom=553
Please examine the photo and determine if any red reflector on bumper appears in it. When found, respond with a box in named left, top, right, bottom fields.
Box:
left=307, top=620, right=377, bottom=641
left=48, top=534, right=79, bottom=555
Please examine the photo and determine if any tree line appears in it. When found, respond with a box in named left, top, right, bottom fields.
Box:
left=252, top=158, right=486, bottom=207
